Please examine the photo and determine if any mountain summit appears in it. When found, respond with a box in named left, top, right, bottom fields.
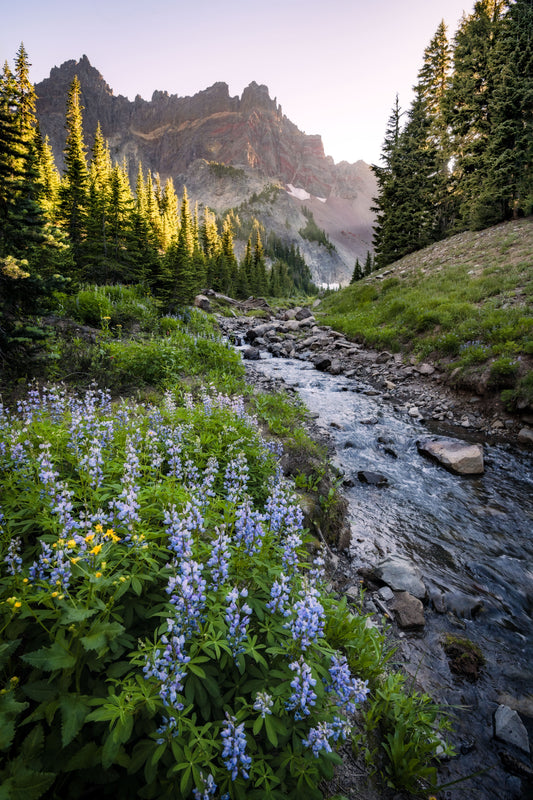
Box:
left=35, top=56, right=376, bottom=284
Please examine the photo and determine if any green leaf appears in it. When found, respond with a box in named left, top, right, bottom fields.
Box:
left=81, top=621, right=125, bottom=652
left=0, top=718, right=15, bottom=750
left=61, top=606, right=98, bottom=625
left=4, top=769, right=56, bottom=800
left=60, top=694, right=90, bottom=747
left=252, top=715, right=264, bottom=736
left=22, top=641, right=75, bottom=671
left=64, top=741, right=99, bottom=772
left=265, top=715, right=278, bottom=747
left=0, top=638, right=21, bottom=669
left=187, top=662, right=206, bottom=679
left=131, top=576, right=142, bottom=595
left=23, top=681, right=58, bottom=703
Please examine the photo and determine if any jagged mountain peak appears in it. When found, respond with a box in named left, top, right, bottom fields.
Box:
left=34, top=57, right=377, bottom=285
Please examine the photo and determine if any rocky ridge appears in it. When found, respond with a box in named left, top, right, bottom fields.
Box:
left=35, top=56, right=377, bottom=285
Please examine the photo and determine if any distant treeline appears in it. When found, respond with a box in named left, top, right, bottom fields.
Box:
left=0, top=44, right=317, bottom=358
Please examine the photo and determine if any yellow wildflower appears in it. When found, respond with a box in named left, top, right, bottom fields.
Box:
left=90, top=544, right=102, bottom=556
left=14, top=601, right=22, bottom=609
left=71, top=556, right=81, bottom=564
left=51, top=591, right=59, bottom=598
left=95, top=524, right=103, bottom=533
left=67, top=539, right=77, bottom=548
left=95, top=572, right=102, bottom=578
left=85, top=533, right=95, bottom=543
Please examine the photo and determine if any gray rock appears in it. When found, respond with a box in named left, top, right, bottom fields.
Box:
left=391, top=591, right=425, bottom=629
left=243, top=346, right=260, bottom=360
left=377, top=586, right=395, bottom=602
left=518, top=427, right=533, bottom=446
left=494, top=705, right=531, bottom=754
left=373, top=554, right=426, bottom=599
left=295, top=307, right=313, bottom=321
left=357, top=470, right=389, bottom=487
left=417, top=437, right=484, bottom=475
left=328, top=359, right=343, bottom=375
left=194, top=294, right=212, bottom=312
left=312, top=355, right=332, bottom=371
left=416, top=363, right=436, bottom=375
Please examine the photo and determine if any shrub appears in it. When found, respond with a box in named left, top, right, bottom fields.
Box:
left=488, top=357, right=519, bottom=389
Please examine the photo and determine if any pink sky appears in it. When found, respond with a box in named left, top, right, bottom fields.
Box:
left=2, top=0, right=469, bottom=165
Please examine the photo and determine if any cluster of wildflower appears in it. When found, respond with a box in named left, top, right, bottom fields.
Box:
left=327, top=652, right=370, bottom=715
left=233, top=500, right=265, bottom=555
left=111, top=436, right=141, bottom=534
left=192, top=772, right=217, bottom=800
left=206, top=526, right=230, bottom=590
left=224, top=452, right=249, bottom=504
left=253, top=691, right=273, bottom=718
left=286, top=658, right=318, bottom=720
left=201, top=388, right=248, bottom=422
left=288, top=586, right=325, bottom=650
left=225, top=587, right=252, bottom=661
left=4, top=536, right=23, bottom=576
left=266, top=572, right=291, bottom=616
left=265, top=475, right=304, bottom=536
left=165, top=499, right=204, bottom=561
left=37, top=443, right=79, bottom=537
left=144, top=427, right=165, bottom=475
left=29, top=539, right=72, bottom=590
left=166, top=560, right=207, bottom=637
left=195, top=456, right=219, bottom=507
left=16, top=383, right=46, bottom=424
left=155, top=715, right=180, bottom=745
left=164, top=425, right=185, bottom=480
left=220, top=713, right=252, bottom=780
left=143, top=618, right=191, bottom=708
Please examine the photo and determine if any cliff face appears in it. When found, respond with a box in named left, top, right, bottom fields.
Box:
left=35, top=56, right=377, bottom=285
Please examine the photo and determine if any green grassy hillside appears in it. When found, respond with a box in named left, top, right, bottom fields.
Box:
left=319, top=218, right=533, bottom=410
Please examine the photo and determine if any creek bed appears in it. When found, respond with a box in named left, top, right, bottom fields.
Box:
left=245, top=350, right=533, bottom=800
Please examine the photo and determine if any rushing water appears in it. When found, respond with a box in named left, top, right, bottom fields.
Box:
left=245, top=350, right=533, bottom=799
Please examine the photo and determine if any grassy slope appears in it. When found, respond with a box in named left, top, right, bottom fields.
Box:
left=319, top=218, right=533, bottom=408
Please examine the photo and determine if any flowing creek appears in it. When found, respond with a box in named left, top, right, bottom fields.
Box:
left=240, top=346, right=533, bottom=799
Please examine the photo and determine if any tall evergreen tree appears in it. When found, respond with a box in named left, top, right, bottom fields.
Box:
left=444, top=0, right=508, bottom=228
left=58, top=76, right=89, bottom=269
left=471, top=0, right=533, bottom=224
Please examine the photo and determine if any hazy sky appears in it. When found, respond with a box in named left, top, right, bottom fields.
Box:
left=2, top=0, right=469, bottom=166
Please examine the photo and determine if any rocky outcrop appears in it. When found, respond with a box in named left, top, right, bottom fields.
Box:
left=34, top=56, right=377, bottom=286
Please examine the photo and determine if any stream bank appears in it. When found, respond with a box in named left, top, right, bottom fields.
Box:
left=214, top=305, right=533, bottom=800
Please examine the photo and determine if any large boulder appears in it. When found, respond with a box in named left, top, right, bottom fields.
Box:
left=417, top=437, right=484, bottom=475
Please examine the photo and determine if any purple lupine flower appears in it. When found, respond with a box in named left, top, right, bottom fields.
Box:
left=224, top=452, right=249, bottom=504
left=143, top=617, right=191, bottom=708
left=327, top=652, right=369, bottom=714
left=286, top=658, right=317, bottom=720
left=111, top=437, right=141, bottom=533
left=193, top=773, right=217, bottom=800
left=206, top=526, right=230, bottom=590
left=302, top=721, right=334, bottom=757
left=287, top=587, right=325, bottom=650
left=266, top=573, right=291, bottom=616
left=253, top=691, right=273, bottom=718
left=281, top=531, right=303, bottom=574
left=164, top=425, right=184, bottom=479
left=225, top=587, right=252, bottom=661
left=165, top=505, right=193, bottom=561
left=155, top=715, right=180, bottom=744
left=166, top=560, right=207, bottom=636
left=234, top=501, right=264, bottom=555
left=183, top=458, right=200, bottom=488
left=265, top=478, right=304, bottom=535
left=145, top=428, right=164, bottom=474
left=29, top=539, right=72, bottom=590
left=37, top=443, right=79, bottom=537
left=220, top=713, right=251, bottom=780
left=4, top=536, right=23, bottom=576
left=196, top=457, right=218, bottom=507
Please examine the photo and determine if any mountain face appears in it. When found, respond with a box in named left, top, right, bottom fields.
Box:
left=35, top=55, right=377, bottom=286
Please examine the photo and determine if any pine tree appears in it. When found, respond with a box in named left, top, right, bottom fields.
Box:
left=417, top=21, right=454, bottom=236
left=350, top=258, right=362, bottom=284
left=85, top=122, right=112, bottom=279
left=471, top=0, right=533, bottom=224
left=371, top=95, right=404, bottom=268
left=58, top=76, right=89, bottom=268
left=445, top=0, right=508, bottom=228
left=364, top=251, right=373, bottom=276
